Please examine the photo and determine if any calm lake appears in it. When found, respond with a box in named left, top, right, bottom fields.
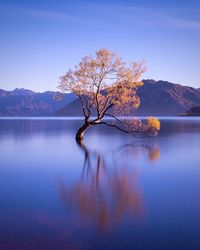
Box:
left=0, top=117, right=200, bottom=250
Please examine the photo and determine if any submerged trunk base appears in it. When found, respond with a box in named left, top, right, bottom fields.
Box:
left=76, top=131, right=85, bottom=144
left=75, top=122, right=90, bottom=144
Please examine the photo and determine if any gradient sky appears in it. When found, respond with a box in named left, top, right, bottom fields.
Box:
left=0, top=0, right=200, bottom=91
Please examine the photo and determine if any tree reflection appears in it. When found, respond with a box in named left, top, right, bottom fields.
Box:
left=59, top=140, right=160, bottom=232
left=118, top=142, right=160, bottom=163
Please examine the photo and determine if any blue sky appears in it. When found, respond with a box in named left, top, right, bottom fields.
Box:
left=0, top=0, right=200, bottom=91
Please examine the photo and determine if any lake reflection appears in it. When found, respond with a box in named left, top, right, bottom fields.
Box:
left=0, top=118, right=200, bottom=249
left=59, top=141, right=160, bottom=232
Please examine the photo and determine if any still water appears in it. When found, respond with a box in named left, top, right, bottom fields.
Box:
left=0, top=118, right=200, bottom=250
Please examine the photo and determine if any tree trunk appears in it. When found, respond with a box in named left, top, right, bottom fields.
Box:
left=76, top=122, right=90, bottom=143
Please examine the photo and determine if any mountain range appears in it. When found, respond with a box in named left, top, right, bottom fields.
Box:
left=0, top=88, right=75, bottom=116
left=1, top=80, right=200, bottom=116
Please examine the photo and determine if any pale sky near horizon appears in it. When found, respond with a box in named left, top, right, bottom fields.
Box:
left=0, top=0, right=200, bottom=92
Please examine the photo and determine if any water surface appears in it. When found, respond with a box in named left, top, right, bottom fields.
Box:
left=0, top=118, right=200, bottom=250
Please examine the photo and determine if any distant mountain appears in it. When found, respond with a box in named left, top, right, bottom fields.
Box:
left=55, top=80, right=200, bottom=116
left=134, top=80, right=200, bottom=115
left=55, top=98, right=83, bottom=116
left=186, top=106, right=200, bottom=116
left=0, top=88, right=76, bottom=116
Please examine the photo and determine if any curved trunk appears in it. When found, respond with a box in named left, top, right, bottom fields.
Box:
left=76, top=122, right=90, bottom=143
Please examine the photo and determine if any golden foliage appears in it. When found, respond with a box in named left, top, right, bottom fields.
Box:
left=59, top=49, right=146, bottom=118
left=122, top=117, right=160, bottom=134
left=147, top=117, right=160, bottom=133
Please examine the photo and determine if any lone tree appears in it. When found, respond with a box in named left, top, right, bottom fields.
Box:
left=59, top=49, right=160, bottom=142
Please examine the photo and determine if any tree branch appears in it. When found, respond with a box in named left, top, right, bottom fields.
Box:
left=78, top=95, right=88, bottom=119
left=82, top=95, right=92, bottom=117
left=97, top=120, right=151, bottom=138
left=99, top=96, right=111, bottom=116
left=104, top=113, right=124, bottom=125
left=98, top=121, right=130, bottom=134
